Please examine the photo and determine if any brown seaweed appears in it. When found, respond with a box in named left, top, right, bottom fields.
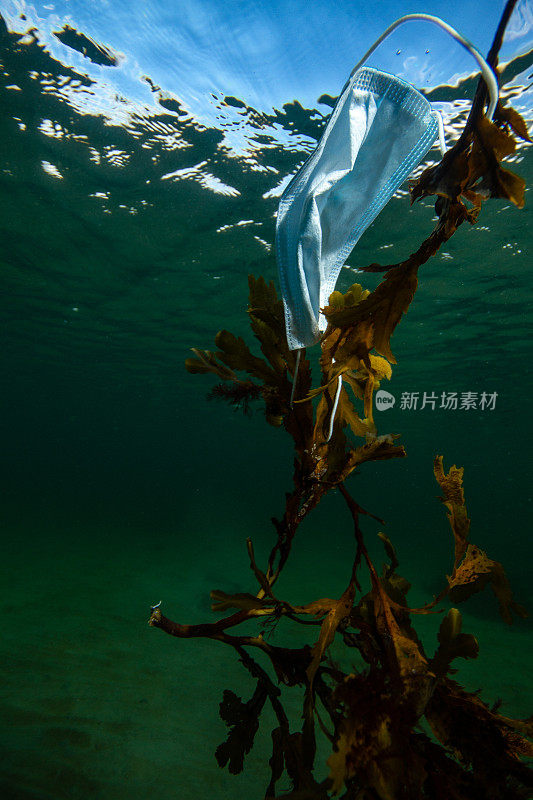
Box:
left=150, top=3, right=531, bottom=797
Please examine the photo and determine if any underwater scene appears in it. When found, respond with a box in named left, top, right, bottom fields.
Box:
left=1, top=0, right=532, bottom=797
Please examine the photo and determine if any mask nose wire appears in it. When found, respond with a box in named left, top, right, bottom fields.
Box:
left=350, top=13, right=499, bottom=121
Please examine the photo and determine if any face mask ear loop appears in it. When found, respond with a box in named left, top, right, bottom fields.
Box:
left=350, top=13, right=499, bottom=120
left=289, top=348, right=302, bottom=408
left=326, top=373, right=343, bottom=443
left=436, top=109, right=447, bottom=155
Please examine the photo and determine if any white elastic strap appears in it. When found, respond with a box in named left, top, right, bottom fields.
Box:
left=350, top=13, right=499, bottom=120
left=326, top=374, right=343, bottom=443
left=436, top=109, right=447, bottom=155
left=289, top=348, right=302, bottom=408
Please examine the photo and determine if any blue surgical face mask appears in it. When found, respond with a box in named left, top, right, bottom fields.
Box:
left=276, top=13, right=498, bottom=354
left=277, top=67, right=439, bottom=351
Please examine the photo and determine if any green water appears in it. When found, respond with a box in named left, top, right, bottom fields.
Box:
left=1, top=13, right=532, bottom=800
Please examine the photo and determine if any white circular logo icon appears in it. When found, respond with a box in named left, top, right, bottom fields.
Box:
left=375, top=390, right=395, bottom=410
